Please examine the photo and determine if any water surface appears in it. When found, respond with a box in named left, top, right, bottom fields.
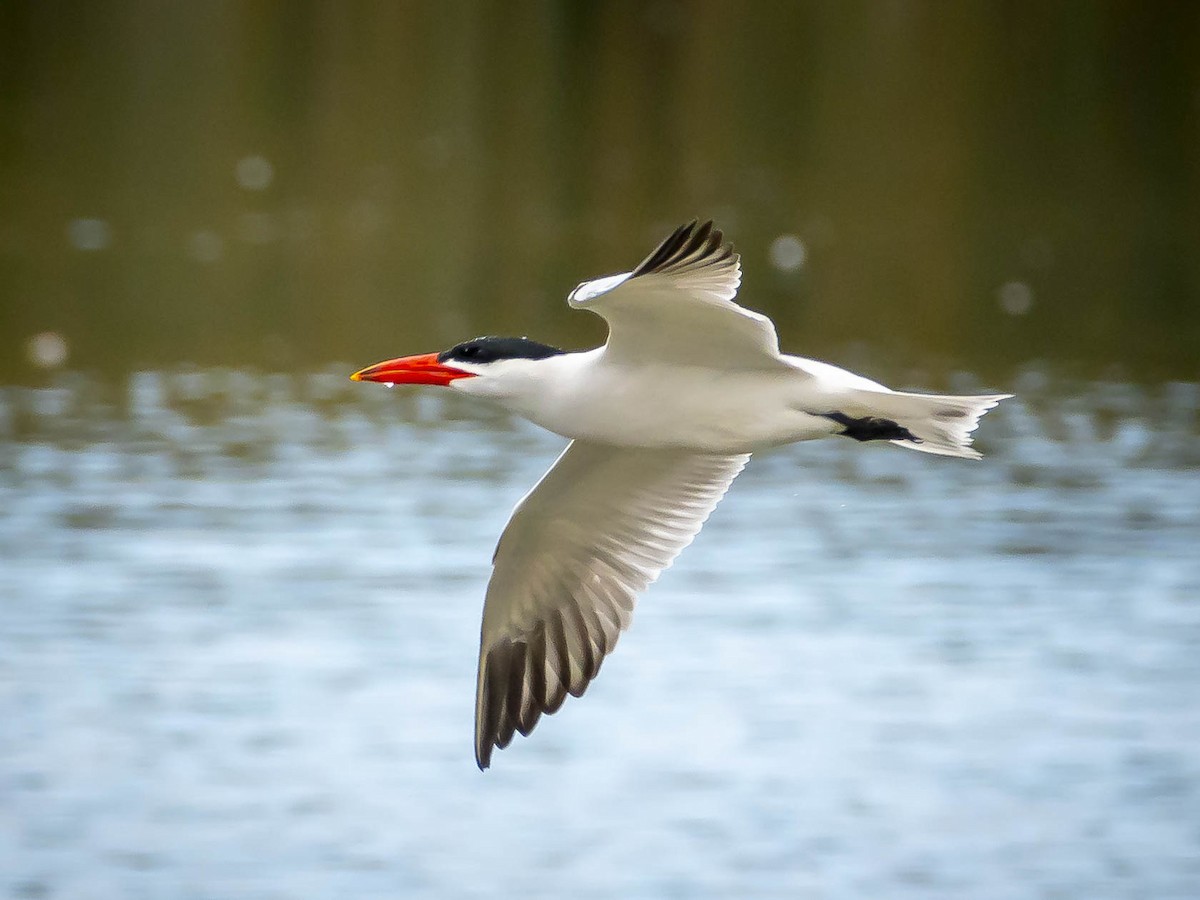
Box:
left=2, top=371, right=1198, bottom=898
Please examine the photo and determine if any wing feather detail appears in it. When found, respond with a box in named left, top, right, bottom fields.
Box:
left=567, top=220, right=786, bottom=369
left=630, top=219, right=737, bottom=281
left=474, top=440, right=749, bottom=768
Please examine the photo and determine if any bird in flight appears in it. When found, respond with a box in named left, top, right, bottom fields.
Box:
left=352, top=220, right=1009, bottom=769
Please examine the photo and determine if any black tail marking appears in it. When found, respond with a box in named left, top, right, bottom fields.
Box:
left=823, top=411, right=922, bottom=444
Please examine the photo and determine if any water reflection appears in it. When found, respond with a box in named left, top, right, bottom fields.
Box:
left=1, top=370, right=1198, bottom=898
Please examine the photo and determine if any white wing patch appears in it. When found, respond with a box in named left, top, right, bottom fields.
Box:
left=568, top=272, right=631, bottom=304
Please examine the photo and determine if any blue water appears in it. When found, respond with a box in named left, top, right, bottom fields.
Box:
left=2, top=371, right=1199, bottom=898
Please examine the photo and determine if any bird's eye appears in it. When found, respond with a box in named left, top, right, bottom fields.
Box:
left=461, top=345, right=478, bottom=357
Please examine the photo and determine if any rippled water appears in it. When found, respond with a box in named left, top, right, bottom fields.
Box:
left=2, top=370, right=1199, bottom=899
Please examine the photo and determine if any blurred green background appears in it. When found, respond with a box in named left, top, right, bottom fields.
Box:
left=2, top=1, right=1198, bottom=384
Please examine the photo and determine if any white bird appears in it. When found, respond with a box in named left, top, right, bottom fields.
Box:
left=351, top=220, right=1009, bottom=769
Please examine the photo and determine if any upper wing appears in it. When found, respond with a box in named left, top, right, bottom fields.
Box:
left=475, top=439, right=750, bottom=768
left=567, top=220, right=786, bottom=370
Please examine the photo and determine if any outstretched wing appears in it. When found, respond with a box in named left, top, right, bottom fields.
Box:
left=475, top=439, right=749, bottom=768
left=567, top=220, right=786, bottom=370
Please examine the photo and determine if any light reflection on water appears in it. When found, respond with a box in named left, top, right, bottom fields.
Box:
left=2, top=371, right=1199, bottom=899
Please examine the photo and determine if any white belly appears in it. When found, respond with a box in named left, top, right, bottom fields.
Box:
left=516, top=362, right=839, bottom=453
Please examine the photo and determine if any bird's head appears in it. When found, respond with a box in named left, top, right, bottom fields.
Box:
left=351, top=336, right=567, bottom=399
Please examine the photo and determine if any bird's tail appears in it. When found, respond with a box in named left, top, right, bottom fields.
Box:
left=848, top=389, right=1011, bottom=460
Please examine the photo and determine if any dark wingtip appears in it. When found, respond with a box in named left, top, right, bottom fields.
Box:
left=631, top=219, right=731, bottom=278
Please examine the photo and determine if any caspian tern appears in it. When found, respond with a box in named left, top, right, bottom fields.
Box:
left=352, top=220, right=1009, bottom=769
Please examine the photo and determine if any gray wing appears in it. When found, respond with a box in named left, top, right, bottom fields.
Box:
left=567, top=220, right=787, bottom=369
left=474, top=439, right=750, bottom=768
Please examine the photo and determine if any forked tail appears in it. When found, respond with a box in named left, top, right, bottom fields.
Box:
left=841, top=390, right=1011, bottom=459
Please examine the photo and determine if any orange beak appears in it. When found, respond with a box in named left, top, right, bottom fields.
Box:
left=350, top=352, right=476, bottom=386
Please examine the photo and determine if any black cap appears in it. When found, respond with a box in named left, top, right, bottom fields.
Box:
left=438, top=336, right=565, bottom=365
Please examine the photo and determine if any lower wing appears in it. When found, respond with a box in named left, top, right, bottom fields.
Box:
left=475, top=439, right=750, bottom=768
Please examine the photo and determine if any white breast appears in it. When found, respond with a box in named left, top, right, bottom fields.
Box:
left=500, top=352, right=836, bottom=453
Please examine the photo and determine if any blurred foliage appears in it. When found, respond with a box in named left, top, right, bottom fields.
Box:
left=1, top=0, right=1198, bottom=383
